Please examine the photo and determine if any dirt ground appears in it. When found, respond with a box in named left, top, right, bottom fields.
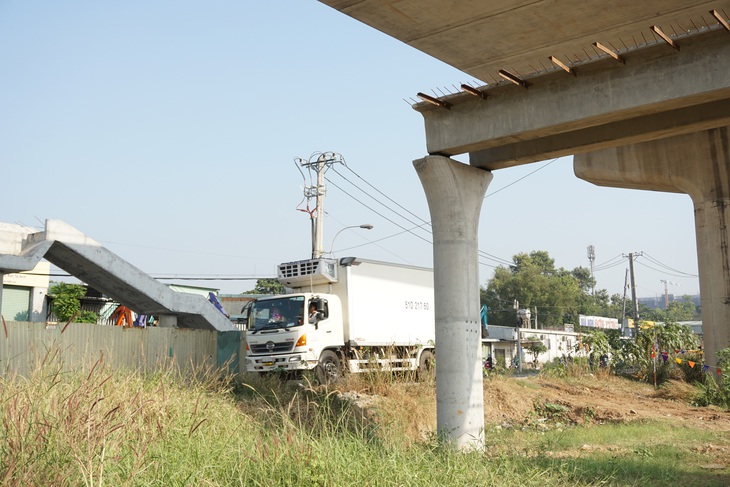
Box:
left=481, top=373, right=730, bottom=433
left=339, top=371, right=730, bottom=462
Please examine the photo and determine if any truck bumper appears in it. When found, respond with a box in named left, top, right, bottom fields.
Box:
left=245, top=353, right=318, bottom=373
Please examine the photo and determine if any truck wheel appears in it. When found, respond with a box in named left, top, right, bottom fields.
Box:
left=316, top=350, right=341, bottom=383
left=418, top=349, right=435, bottom=377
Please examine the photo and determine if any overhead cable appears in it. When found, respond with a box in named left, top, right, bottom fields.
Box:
left=641, top=252, right=699, bottom=277
left=634, top=260, right=698, bottom=279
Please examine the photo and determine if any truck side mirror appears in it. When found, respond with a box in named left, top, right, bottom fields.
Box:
left=240, top=302, right=253, bottom=330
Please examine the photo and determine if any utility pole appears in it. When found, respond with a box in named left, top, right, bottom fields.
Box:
left=313, top=156, right=326, bottom=259
left=621, top=268, right=628, bottom=333
left=514, top=300, right=523, bottom=373
left=295, top=152, right=345, bottom=259
left=625, top=252, right=643, bottom=336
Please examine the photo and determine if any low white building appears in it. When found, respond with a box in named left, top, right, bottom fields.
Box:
left=482, top=325, right=586, bottom=369
left=1, top=261, right=50, bottom=322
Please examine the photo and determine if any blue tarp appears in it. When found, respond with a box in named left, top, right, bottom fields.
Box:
left=208, top=292, right=230, bottom=318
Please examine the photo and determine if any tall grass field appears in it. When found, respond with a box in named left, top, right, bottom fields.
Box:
left=0, top=360, right=727, bottom=486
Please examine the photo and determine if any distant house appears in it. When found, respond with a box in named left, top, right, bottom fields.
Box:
left=1, top=261, right=50, bottom=322
left=482, top=324, right=585, bottom=369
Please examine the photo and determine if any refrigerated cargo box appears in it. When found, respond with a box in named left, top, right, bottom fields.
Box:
left=331, top=259, right=435, bottom=347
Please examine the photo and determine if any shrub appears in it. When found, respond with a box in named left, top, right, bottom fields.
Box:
left=693, top=347, right=730, bottom=409
left=48, top=282, right=98, bottom=324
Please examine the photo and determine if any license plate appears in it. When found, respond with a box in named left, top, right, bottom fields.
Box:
left=262, top=361, right=274, bottom=367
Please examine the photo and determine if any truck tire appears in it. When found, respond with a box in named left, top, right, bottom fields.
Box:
left=418, top=349, right=435, bottom=377
left=316, top=350, right=341, bottom=384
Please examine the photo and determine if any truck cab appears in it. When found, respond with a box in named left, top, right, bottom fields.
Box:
left=244, top=292, right=344, bottom=373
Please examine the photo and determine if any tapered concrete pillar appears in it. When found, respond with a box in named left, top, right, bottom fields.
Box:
left=575, top=127, right=730, bottom=370
left=0, top=272, right=4, bottom=321
left=414, top=155, right=492, bottom=450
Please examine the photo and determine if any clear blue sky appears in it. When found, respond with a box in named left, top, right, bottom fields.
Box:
left=0, top=1, right=699, bottom=300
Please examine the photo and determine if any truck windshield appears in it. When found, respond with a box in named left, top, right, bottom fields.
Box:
left=250, top=296, right=305, bottom=331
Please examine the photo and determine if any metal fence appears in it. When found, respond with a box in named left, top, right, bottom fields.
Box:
left=0, top=321, right=246, bottom=378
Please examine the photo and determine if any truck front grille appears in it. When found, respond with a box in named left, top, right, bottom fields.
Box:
left=249, top=341, right=295, bottom=354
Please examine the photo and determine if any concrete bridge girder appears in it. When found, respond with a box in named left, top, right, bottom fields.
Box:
left=575, top=126, right=730, bottom=368
left=411, top=30, right=730, bottom=170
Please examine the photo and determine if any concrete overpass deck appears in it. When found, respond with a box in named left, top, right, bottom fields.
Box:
left=322, top=1, right=730, bottom=168
left=0, top=220, right=234, bottom=332
left=320, top=0, right=730, bottom=449
left=321, top=1, right=725, bottom=91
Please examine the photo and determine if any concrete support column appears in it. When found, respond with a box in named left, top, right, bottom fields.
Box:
left=414, top=155, right=492, bottom=450
left=158, top=314, right=178, bottom=328
left=575, top=127, right=730, bottom=369
left=0, top=272, right=4, bottom=321
left=30, top=287, right=48, bottom=322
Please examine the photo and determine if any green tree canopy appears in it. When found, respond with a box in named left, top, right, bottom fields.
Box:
left=480, top=250, right=618, bottom=329
left=481, top=251, right=581, bottom=328
left=244, top=278, right=286, bottom=295
left=640, top=295, right=699, bottom=323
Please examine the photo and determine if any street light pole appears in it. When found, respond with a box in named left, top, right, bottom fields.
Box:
left=328, top=224, right=373, bottom=256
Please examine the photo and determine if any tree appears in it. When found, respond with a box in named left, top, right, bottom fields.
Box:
left=666, top=295, right=699, bottom=322
left=48, top=282, right=98, bottom=324
left=523, top=338, right=548, bottom=367
left=581, top=330, right=612, bottom=367
left=605, top=293, right=630, bottom=321
left=481, top=251, right=584, bottom=328
left=244, top=278, right=285, bottom=295
left=640, top=295, right=698, bottom=323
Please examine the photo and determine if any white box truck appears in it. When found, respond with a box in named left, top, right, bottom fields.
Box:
left=243, top=257, right=435, bottom=381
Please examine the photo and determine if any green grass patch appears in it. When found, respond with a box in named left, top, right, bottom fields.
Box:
left=485, top=421, right=729, bottom=487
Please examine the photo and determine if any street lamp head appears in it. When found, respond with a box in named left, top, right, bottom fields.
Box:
left=328, top=224, right=374, bottom=256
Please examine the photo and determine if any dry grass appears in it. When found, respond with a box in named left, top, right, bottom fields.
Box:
left=1, top=352, right=728, bottom=486
left=0, top=354, right=246, bottom=486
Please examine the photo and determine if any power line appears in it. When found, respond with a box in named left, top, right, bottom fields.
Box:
left=327, top=167, right=516, bottom=267
left=634, top=260, right=698, bottom=279
left=337, top=165, right=431, bottom=229
left=594, top=253, right=625, bottom=268
left=483, top=157, right=560, bottom=199
left=26, top=272, right=266, bottom=281
left=594, top=257, right=628, bottom=272
left=328, top=170, right=432, bottom=236
left=325, top=177, right=433, bottom=245
left=641, top=252, right=698, bottom=277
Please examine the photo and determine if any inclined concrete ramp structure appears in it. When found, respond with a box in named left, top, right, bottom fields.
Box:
left=0, top=220, right=235, bottom=332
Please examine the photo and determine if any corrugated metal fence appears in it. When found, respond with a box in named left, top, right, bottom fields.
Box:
left=0, top=321, right=246, bottom=378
